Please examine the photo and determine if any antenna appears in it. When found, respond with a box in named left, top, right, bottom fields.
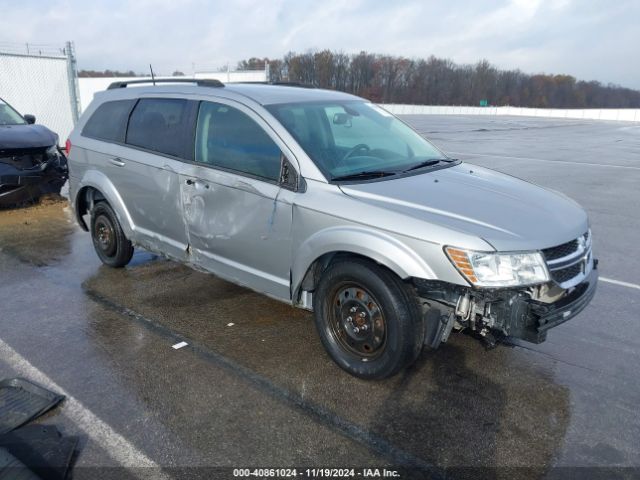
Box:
left=149, top=64, right=156, bottom=85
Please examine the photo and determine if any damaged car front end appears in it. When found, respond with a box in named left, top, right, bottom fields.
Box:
left=0, top=98, right=68, bottom=208
left=416, top=230, right=598, bottom=347
left=0, top=145, right=68, bottom=208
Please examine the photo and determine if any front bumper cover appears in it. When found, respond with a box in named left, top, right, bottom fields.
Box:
left=505, top=260, right=598, bottom=343
left=415, top=259, right=599, bottom=346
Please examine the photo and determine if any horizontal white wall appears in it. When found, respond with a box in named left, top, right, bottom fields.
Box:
left=78, top=76, right=140, bottom=113
left=79, top=70, right=267, bottom=112
left=194, top=70, right=267, bottom=83
left=380, top=104, right=640, bottom=122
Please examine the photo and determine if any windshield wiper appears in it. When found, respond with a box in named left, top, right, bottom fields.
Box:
left=331, top=170, right=398, bottom=181
left=403, top=159, right=445, bottom=172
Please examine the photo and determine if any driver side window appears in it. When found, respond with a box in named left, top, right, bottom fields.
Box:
left=194, top=101, right=282, bottom=182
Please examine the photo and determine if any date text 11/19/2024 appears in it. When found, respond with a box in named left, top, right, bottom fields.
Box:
left=233, top=468, right=401, bottom=478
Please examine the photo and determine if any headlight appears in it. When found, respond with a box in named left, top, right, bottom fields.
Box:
left=46, top=145, right=60, bottom=157
left=445, top=246, right=549, bottom=287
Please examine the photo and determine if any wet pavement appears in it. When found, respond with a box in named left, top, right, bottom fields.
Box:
left=1, top=116, right=639, bottom=479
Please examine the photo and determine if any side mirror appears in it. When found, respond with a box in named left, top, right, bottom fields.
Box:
left=279, top=154, right=301, bottom=192
left=24, top=114, right=36, bottom=124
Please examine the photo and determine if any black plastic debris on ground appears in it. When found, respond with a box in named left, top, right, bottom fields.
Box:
left=0, top=379, right=64, bottom=436
left=0, top=425, right=78, bottom=480
left=0, top=447, right=41, bottom=480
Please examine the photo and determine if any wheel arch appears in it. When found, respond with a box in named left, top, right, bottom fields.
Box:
left=74, top=170, right=134, bottom=237
left=291, top=226, right=435, bottom=304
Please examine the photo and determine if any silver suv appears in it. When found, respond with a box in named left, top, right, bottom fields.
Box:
left=68, top=79, right=598, bottom=379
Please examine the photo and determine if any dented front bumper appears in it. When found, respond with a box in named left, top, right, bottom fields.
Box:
left=415, top=259, right=599, bottom=346
left=507, top=261, right=598, bottom=343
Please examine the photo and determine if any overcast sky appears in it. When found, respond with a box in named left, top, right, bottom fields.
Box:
left=2, top=0, right=639, bottom=89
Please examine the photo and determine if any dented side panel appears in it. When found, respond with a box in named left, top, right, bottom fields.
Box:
left=112, top=147, right=190, bottom=262
left=178, top=163, right=293, bottom=300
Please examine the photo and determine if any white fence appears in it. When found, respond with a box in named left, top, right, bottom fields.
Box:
left=194, top=69, right=267, bottom=83
left=380, top=104, right=640, bottom=122
left=79, top=69, right=267, bottom=112
left=0, top=44, right=79, bottom=140
left=79, top=76, right=148, bottom=112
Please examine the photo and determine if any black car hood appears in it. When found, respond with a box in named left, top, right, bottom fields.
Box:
left=0, top=124, right=57, bottom=150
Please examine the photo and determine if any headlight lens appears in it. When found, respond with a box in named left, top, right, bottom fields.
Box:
left=46, top=145, right=60, bottom=158
left=445, top=247, right=549, bottom=287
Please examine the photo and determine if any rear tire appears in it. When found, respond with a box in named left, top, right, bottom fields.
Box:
left=90, top=202, right=134, bottom=268
left=313, top=259, right=425, bottom=379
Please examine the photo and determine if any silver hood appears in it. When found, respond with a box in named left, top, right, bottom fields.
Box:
left=339, top=163, right=589, bottom=252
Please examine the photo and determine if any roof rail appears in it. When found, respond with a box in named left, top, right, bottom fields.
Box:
left=237, top=81, right=316, bottom=89
left=107, top=78, right=224, bottom=90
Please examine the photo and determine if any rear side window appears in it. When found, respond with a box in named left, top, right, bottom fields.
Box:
left=194, top=101, right=282, bottom=181
left=126, top=98, right=191, bottom=158
left=82, top=100, right=134, bottom=142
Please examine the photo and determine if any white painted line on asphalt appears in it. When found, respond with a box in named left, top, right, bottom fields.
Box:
left=448, top=151, right=640, bottom=171
left=600, top=277, right=640, bottom=291
left=0, top=338, right=171, bottom=480
left=172, top=341, right=188, bottom=350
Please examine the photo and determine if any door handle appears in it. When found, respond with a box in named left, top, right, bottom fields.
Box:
left=109, top=158, right=126, bottom=167
left=185, top=179, right=209, bottom=189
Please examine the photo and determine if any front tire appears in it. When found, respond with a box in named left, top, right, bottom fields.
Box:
left=90, top=202, right=134, bottom=268
left=313, top=259, right=425, bottom=379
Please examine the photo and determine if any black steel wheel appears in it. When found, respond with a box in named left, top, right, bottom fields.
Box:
left=314, top=258, right=426, bottom=379
left=93, top=215, right=116, bottom=257
left=329, top=283, right=387, bottom=359
left=90, top=202, right=134, bottom=268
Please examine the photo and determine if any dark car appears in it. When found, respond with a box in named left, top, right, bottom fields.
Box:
left=0, top=97, right=68, bottom=208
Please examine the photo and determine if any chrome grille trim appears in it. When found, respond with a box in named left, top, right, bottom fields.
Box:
left=543, top=232, right=592, bottom=289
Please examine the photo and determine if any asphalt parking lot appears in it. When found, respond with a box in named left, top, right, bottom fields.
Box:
left=1, top=115, right=639, bottom=479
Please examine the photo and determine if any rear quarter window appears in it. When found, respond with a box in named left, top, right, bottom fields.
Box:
left=82, top=100, right=135, bottom=142
left=126, top=98, right=191, bottom=158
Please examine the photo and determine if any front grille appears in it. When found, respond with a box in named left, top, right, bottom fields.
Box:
left=542, top=239, right=578, bottom=261
left=543, top=231, right=591, bottom=287
left=551, top=262, right=583, bottom=283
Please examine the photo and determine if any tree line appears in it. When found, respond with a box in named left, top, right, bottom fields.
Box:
left=78, top=70, right=186, bottom=77
left=238, top=51, right=640, bottom=108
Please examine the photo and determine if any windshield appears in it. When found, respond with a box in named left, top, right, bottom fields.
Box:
left=0, top=100, right=26, bottom=126
left=267, top=100, right=448, bottom=180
